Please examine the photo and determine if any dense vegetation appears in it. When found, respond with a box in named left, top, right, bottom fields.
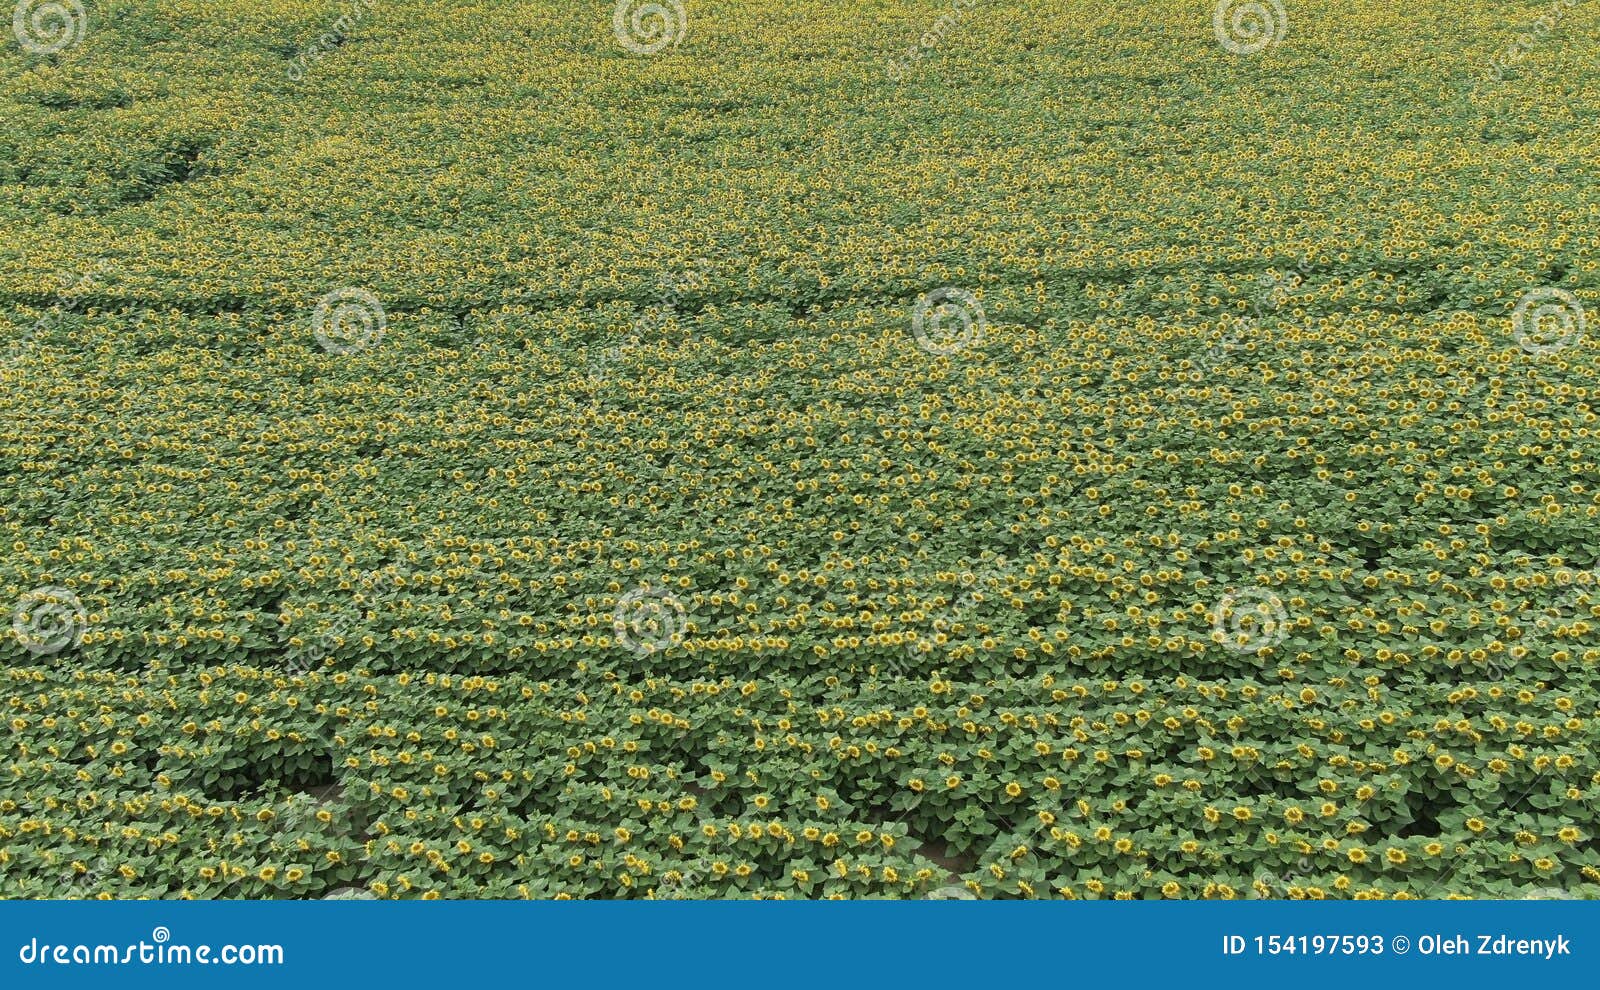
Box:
left=2, top=0, right=1598, bottom=898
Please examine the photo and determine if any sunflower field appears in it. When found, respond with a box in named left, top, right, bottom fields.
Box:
left=2, top=0, right=1599, bottom=899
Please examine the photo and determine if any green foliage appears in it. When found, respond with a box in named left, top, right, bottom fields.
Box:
left=2, top=1, right=1598, bottom=898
